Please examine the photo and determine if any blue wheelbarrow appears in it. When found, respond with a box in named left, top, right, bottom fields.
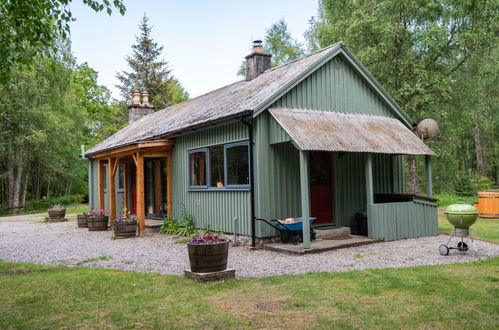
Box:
left=256, top=217, right=317, bottom=244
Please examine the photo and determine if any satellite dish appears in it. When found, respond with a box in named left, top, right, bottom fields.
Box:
left=416, top=118, right=439, bottom=140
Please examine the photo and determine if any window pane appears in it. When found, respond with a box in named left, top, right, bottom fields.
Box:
left=189, top=152, right=206, bottom=186
left=210, top=145, right=224, bottom=187
left=118, top=164, right=125, bottom=189
left=227, top=145, right=249, bottom=185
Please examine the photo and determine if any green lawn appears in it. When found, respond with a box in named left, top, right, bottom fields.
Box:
left=0, top=203, right=89, bottom=217
left=0, top=258, right=498, bottom=329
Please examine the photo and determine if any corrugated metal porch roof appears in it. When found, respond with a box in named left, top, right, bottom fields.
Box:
left=269, top=108, right=435, bottom=156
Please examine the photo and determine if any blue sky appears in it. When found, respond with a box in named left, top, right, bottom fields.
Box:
left=69, top=0, right=319, bottom=99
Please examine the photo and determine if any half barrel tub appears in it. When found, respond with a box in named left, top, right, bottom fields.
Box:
left=478, top=190, right=499, bottom=219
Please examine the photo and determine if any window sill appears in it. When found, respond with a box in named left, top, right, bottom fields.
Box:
left=188, top=187, right=250, bottom=192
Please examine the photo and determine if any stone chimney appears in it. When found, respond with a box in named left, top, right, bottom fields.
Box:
left=128, top=90, right=155, bottom=124
left=245, top=40, right=272, bottom=81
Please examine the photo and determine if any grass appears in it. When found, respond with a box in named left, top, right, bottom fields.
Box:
left=0, top=203, right=89, bottom=218
left=433, top=193, right=478, bottom=207
left=0, top=258, right=497, bottom=329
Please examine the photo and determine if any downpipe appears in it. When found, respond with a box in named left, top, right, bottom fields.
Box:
left=240, top=116, right=256, bottom=247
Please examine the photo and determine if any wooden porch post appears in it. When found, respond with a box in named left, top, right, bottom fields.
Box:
left=299, top=150, right=311, bottom=249
left=166, top=153, right=173, bottom=216
left=365, top=153, right=374, bottom=205
left=136, top=152, right=145, bottom=230
left=425, top=155, right=432, bottom=197
left=108, top=157, right=118, bottom=225
left=97, top=159, right=105, bottom=210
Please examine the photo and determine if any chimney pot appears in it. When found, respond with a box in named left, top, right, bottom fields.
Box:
left=142, top=91, right=150, bottom=106
left=132, top=90, right=141, bottom=105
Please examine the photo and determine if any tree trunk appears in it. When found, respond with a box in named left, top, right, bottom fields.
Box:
left=7, top=132, right=14, bottom=211
left=11, top=141, right=25, bottom=214
left=21, top=165, right=29, bottom=212
left=473, top=123, right=486, bottom=177
left=36, top=161, right=41, bottom=200
left=407, top=155, right=420, bottom=195
left=46, top=180, right=51, bottom=199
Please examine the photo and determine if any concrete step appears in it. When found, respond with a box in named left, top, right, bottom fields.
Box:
left=313, top=226, right=351, bottom=239
left=144, top=219, right=163, bottom=233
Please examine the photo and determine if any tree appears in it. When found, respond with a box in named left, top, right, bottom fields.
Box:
left=0, top=0, right=125, bottom=83
left=310, top=0, right=498, bottom=193
left=238, top=19, right=305, bottom=76
left=116, top=15, right=188, bottom=110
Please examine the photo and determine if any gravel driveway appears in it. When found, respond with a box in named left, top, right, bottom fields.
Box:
left=0, top=219, right=498, bottom=277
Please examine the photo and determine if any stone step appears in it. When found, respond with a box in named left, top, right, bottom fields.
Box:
left=144, top=219, right=163, bottom=233
left=313, top=226, right=351, bottom=239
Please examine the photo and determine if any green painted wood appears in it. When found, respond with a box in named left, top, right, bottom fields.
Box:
left=368, top=201, right=438, bottom=241
left=425, top=155, right=432, bottom=197
left=271, top=56, right=394, bottom=117
left=366, top=153, right=374, bottom=206
left=299, top=150, right=311, bottom=248
left=88, top=159, right=98, bottom=210
left=269, top=115, right=291, bottom=144
left=171, top=121, right=251, bottom=236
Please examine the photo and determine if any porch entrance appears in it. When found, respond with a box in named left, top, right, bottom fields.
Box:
left=144, top=158, right=167, bottom=219
left=309, top=151, right=334, bottom=224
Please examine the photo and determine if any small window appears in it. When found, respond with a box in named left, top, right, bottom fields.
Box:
left=225, top=142, right=249, bottom=187
left=189, top=149, right=207, bottom=187
left=209, top=145, right=224, bottom=187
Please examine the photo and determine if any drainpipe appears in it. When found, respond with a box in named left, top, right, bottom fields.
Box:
left=240, top=116, right=256, bottom=247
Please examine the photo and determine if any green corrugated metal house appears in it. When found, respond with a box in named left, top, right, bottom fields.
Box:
left=85, top=41, right=437, bottom=248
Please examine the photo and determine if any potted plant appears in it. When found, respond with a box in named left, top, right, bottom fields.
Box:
left=48, top=204, right=66, bottom=222
left=187, top=235, right=229, bottom=273
left=113, top=208, right=137, bottom=238
left=76, top=211, right=90, bottom=228
left=87, top=209, right=108, bottom=231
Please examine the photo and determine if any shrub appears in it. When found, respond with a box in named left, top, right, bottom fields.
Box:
left=453, top=172, right=474, bottom=196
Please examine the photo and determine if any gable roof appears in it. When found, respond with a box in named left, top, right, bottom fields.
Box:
left=86, top=42, right=411, bottom=156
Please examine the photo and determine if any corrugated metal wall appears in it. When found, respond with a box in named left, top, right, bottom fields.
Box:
left=368, top=200, right=438, bottom=241
left=87, top=158, right=123, bottom=215
left=271, top=55, right=394, bottom=117
left=171, top=121, right=252, bottom=235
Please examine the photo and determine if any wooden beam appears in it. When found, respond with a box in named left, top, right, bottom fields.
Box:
left=166, top=153, right=172, bottom=216
left=137, top=140, right=174, bottom=149
left=136, top=152, right=145, bottom=230
left=425, top=155, right=432, bottom=197
left=91, top=140, right=174, bottom=159
left=123, top=163, right=128, bottom=212
left=299, top=150, right=311, bottom=249
left=132, top=153, right=138, bottom=166
left=111, top=157, right=119, bottom=177
left=108, top=157, right=116, bottom=225
left=97, top=159, right=105, bottom=210
left=141, top=151, right=169, bottom=158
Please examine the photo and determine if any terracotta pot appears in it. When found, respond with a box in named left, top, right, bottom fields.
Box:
left=187, top=241, right=229, bottom=273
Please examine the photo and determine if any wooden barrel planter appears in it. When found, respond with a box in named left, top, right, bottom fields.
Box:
left=48, top=208, right=66, bottom=222
left=76, top=214, right=88, bottom=228
left=477, top=190, right=499, bottom=219
left=113, top=221, right=137, bottom=238
left=87, top=215, right=109, bottom=231
left=187, top=241, right=229, bottom=273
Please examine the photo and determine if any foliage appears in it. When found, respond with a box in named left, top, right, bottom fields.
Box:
left=114, top=208, right=136, bottom=224
left=0, top=0, right=125, bottom=83
left=91, top=209, right=107, bottom=216
left=452, top=172, right=494, bottom=196
left=238, top=19, right=305, bottom=76
left=49, top=204, right=64, bottom=210
left=188, top=235, right=226, bottom=245
left=0, top=258, right=498, bottom=328
left=116, top=14, right=188, bottom=110
left=159, top=216, right=180, bottom=235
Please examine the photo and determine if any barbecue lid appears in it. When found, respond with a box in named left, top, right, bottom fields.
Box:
left=445, top=200, right=478, bottom=215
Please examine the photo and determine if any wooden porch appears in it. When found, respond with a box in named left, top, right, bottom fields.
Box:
left=92, top=140, right=174, bottom=230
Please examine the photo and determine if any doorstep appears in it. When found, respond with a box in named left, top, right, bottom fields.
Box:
left=264, top=235, right=382, bottom=255
left=144, top=219, right=163, bottom=233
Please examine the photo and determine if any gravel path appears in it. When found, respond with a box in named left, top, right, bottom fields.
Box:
left=1, top=219, right=498, bottom=277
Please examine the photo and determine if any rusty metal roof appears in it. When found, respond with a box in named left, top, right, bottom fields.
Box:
left=86, top=43, right=344, bottom=156
left=269, top=108, right=436, bottom=155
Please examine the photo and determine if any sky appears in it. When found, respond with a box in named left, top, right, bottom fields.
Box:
left=69, top=0, right=319, bottom=99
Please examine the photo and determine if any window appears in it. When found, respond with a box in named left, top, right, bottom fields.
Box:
left=225, top=142, right=249, bottom=187
left=188, top=141, right=250, bottom=190
left=189, top=149, right=207, bottom=187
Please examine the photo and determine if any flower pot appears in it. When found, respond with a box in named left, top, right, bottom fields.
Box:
left=48, top=208, right=66, bottom=222
left=113, top=222, right=137, bottom=238
left=187, top=240, right=229, bottom=273
left=76, top=214, right=88, bottom=228
left=88, top=215, right=108, bottom=231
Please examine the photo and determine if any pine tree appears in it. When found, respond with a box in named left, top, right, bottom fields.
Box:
left=116, top=15, right=188, bottom=110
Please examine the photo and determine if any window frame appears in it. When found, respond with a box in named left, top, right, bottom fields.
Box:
left=224, top=141, right=250, bottom=189
left=188, top=148, right=209, bottom=189
left=187, top=141, right=250, bottom=192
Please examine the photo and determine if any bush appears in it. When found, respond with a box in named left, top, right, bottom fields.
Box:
left=453, top=172, right=494, bottom=196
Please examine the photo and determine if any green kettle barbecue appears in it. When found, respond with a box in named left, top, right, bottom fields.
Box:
left=439, top=199, right=478, bottom=256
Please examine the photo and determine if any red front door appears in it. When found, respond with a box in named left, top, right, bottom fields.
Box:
left=310, top=152, right=334, bottom=224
